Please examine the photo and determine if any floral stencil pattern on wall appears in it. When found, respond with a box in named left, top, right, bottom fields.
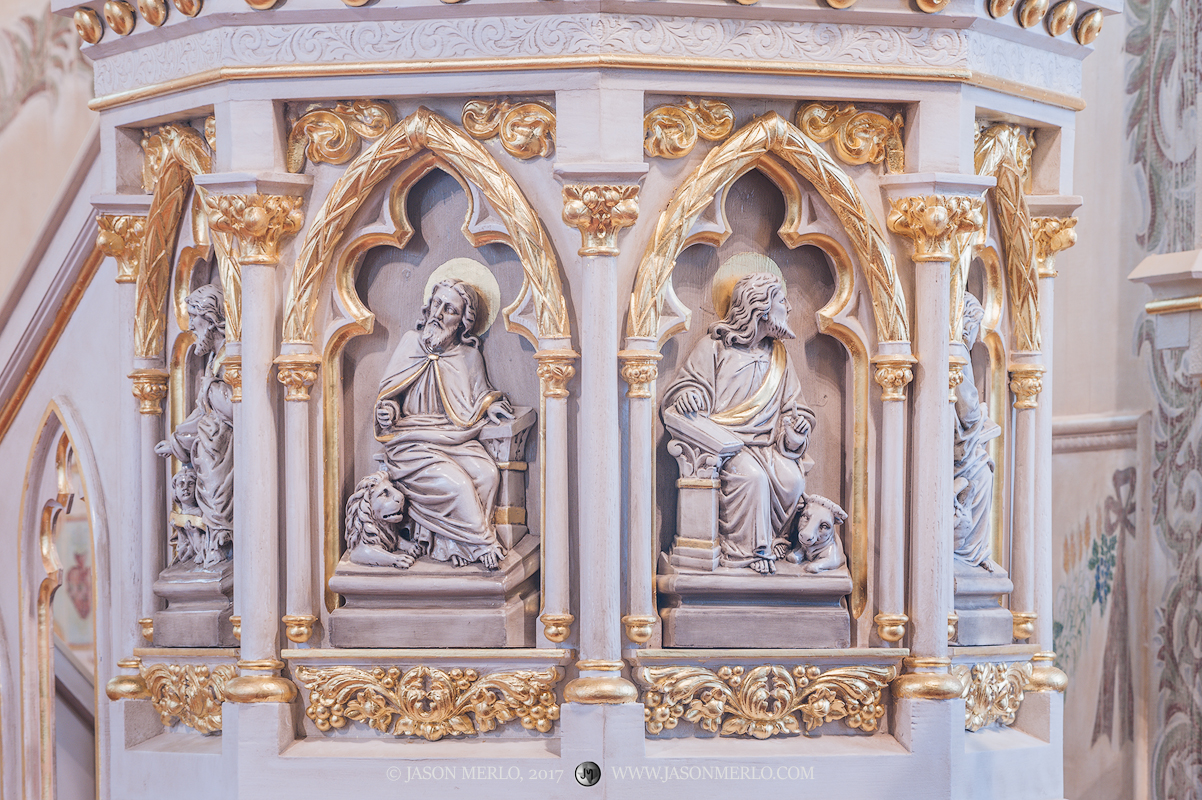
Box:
left=0, top=4, right=90, bottom=136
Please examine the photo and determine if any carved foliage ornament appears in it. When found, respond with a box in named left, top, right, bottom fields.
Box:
left=643, top=99, right=735, bottom=159
left=276, top=355, right=320, bottom=402
left=636, top=664, right=896, bottom=738
left=206, top=194, right=305, bottom=266
left=96, top=214, right=147, bottom=284
left=1009, top=364, right=1044, bottom=409
left=796, top=102, right=905, bottom=174
left=294, top=665, right=564, bottom=740
left=562, top=185, right=639, bottom=256
left=619, top=350, right=662, bottom=399
left=285, top=107, right=569, bottom=345
left=886, top=195, right=985, bottom=262
left=976, top=124, right=1040, bottom=352
left=871, top=354, right=915, bottom=402
left=462, top=99, right=555, bottom=160
left=628, top=112, right=908, bottom=343
left=534, top=349, right=578, bottom=399
left=142, top=663, right=236, bottom=734
left=952, top=661, right=1033, bottom=732
left=1031, top=216, right=1078, bottom=277
left=137, top=123, right=211, bottom=359
left=286, top=100, right=397, bottom=174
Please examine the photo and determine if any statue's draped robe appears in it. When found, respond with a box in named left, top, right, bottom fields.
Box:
left=376, top=331, right=505, bottom=564
left=162, top=348, right=234, bottom=557
left=664, top=338, right=815, bottom=567
left=952, top=362, right=1001, bottom=566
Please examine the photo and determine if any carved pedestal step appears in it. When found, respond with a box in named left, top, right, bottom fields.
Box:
left=952, top=560, right=1014, bottom=646
left=152, top=561, right=236, bottom=647
left=328, top=533, right=539, bottom=647
left=656, top=554, right=852, bottom=648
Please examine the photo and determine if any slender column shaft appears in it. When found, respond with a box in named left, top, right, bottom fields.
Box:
left=118, top=284, right=143, bottom=650
left=282, top=393, right=314, bottom=641
left=626, top=394, right=654, bottom=633
left=540, top=384, right=571, bottom=640
left=133, top=360, right=167, bottom=632
left=1009, top=354, right=1043, bottom=641
left=1034, top=277, right=1055, bottom=648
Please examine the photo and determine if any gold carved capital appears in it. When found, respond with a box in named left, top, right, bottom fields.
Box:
left=1011, top=610, right=1038, bottom=639
left=797, top=102, right=905, bottom=173
left=1008, top=366, right=1044, bottom=410
left=275, top=354, right=320, bottom=402
left=534, top=349, right=578, bottom=399
left=952, top=661, right=1033, bottom=731
left=1026, top=652, right=1068, bottom=693
left=870, top=354, right=916, bottom=402
left=286, top=100, right=396, bottom=173
left=129, top=368, right=169, bottom=415
left=138, top=617, right=154, bottom=640
left=222, top=356, right=242, bottom=403
left=206, top=194, right=305, bottom=266
left=1032, top=216, right=1078, bottom=277
left=96, top=214, right=147, bottom=284
left=282, top=614, right=318, bottom=643
left=539, top=613, right=574, bottom=643
left=462, top=99, right=555, bottom=160
left=874, top=612, right=908, bottom=643
left=294, top=665, right=564, bottom=737
left=142, top=662, right=237, bottom=733
left=562, top=185, right=639, bottom=257
left=622, top=614, right=657, bottom=644
left=887, top=195, right=985, bottom=262
left=635, top=664, right=896, bottom=735
left=644, top=99, right=734, bottom=159
left=618, top=350, right=662, bottom=399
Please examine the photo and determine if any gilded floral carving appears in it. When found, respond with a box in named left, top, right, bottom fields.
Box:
left=285, top=100, right=397, bottom=173
left=142, top=663, right=237, bottom=734
left=562, top=185, right=639, bottom=256
left=643, top=99, right=734, bottom=158
left=462, top=99, right=555, bottom=159
left=951, top=661, right=1033, bottom=732
left=796, top=102, right=905, bottom=173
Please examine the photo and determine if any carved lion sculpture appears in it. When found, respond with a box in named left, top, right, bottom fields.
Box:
left=784, top=494, right=848, bottom=574
left=344, top=471, right=425, bottom=569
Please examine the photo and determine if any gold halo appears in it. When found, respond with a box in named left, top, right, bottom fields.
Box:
left=711, top=252, right=785, bottom=318
left=423, top=258, right=501, bottom=335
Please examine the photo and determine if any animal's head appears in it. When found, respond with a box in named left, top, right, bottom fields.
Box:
left=797, top=494, right=847, bottom=546
left=345, top=471, right=405, bottom=545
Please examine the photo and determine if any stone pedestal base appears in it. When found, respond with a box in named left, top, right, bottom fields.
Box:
left=952, top=560, right=1014, bottom=646
left=656, top=555, right=852, bottom=648
left=152, top=561, right=236, bottom=647
left=328, top=533, right=539, bottom=647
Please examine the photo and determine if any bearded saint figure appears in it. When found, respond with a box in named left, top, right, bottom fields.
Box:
left=663, top=272, right=816, bottom=575
left=373, top=278, right=514, bottom=570
left=154, top=284, right=234, bottom=565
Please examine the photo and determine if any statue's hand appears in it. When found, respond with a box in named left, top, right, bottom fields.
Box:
left=486, top=399, right=515, bottom=424
left=153, top=440, right=172, bottom=458
left=673, top=389, right=707, bottom=415
left=793, top=416, right=812, bottom=437
left=772, top=541, right=791, bottom=559
left=375, top=400, right=400, bottom=430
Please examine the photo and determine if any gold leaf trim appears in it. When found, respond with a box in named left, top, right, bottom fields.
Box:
left=975, top=124, right=1040, bottom=352
left=635, top=664, right=896, bottom=738
left=951, top=661, right=1032, bottom=732
left=796, top=102, right=905, bottom=173
left=643, top=99, right=735, bottom=159
left=461, top=99, right=555, bottom=160
left=284, top=107, right=569, bottom=345
left=294, top=665, right=564, bottom=740
left=141, top=663, right=236, bottom=734
left=285, top=100, right=397, bottom=174
left=627, top=111, right=907, bottom=343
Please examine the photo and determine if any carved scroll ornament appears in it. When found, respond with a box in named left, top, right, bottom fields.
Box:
left=286, top=100, right=397, bottom=173
left=643, top=99, right=735, bottom=159
left=796, top=103, right=905, bottom=173
left=636, top=664, right=896, bottom=738
left=952, top=661, right=1033, bottom=732
left=628, top=112, right=908, bottom=344
left=143, top=663, right=236, bottom=734
left=294, top=665, right=563, bottom=740
left=462, top=99, right=555, bottom=159
left=284, top=107, right=569, bottom=346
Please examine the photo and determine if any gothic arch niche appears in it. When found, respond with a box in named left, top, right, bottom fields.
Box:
left=18, top=401, right=108, bottom=800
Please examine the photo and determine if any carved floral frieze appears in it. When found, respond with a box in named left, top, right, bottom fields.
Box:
left=143, top=663, right=237, bottom=734
left=462, top=99, right=555, bottom=159
left=952, top=661, right=1033, bottom=732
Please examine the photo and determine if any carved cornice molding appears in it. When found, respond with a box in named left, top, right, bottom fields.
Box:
left=796, top=102, right=905, bottom=173
left=285, top=100, right=396, bottom=173
left=643, top=99, right=734, bottom=159
left=635, top=664, right=896, bottom=737
left=142, top=662, right=237, bottom=734
left=618, top=350, right=662, bottom=399
left=1031, top=216, right=1077, bottom=277
left=952, top=661, right=1032, bottom=732
left=96, top=214, right=147, bottom=284
left=462, top=99, right=555, bottom=160
left=206, top=194, right=305, bottom=266
left=294, top=665, right=564, bottom=739
left=886, top=195, right=985, bottom=263
left=533, top=349, right=578, bottom=399
left=562, top=185, right=639, bottom=257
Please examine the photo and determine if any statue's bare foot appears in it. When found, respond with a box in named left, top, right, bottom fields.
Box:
left=391, top=554, right=414, bottom=569
left=772, top=542, right=790, bottom=559
left=480, top=552, right=500, bottom=571
left=750, top=558, right=775, bottom=575
left=450, top=555, right=468, bottom=567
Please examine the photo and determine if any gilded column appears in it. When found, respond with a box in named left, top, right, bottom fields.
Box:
left=561, top=183, right=639, bottom=704
left=886, top=191, right=984, bottom=699
left=276, top=352, right=321, bottom=644
left=205, top=192, right=305, bottom=703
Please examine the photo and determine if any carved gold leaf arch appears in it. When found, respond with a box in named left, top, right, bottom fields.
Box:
left=626, top=111, right=908, bottom=345
left=135, top=124, right=212, bottom=359
left=283, top=106, right=571, bottom=347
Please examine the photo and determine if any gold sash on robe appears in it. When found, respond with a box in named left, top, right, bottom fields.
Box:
left=708, top=341, right=787, bottom=426
left=376, top=352, right=503, bottom=439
